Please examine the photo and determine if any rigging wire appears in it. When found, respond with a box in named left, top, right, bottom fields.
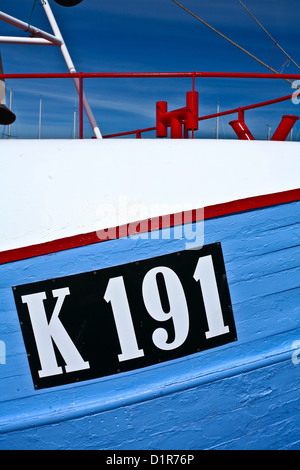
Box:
left=170, top=0, right=297, bottom=87
left=269, top=43, right=276, bottom=68
left=26, top=0, right=38, bottom=32
left=237, top=0, right=300, bottom=72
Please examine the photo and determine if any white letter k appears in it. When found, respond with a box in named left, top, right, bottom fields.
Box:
left=22, top=288, right=90, bottom=378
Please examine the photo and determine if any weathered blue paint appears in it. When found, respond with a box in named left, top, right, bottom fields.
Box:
left=0, top=200, right=299, bottom=450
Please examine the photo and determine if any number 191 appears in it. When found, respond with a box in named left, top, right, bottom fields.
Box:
left=104, top=255, right=230, bottom=362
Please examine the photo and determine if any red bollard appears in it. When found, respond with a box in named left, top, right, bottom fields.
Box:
left=229, top=119, right=255, bottom=140
left=271, top=115, right=299, bottom=141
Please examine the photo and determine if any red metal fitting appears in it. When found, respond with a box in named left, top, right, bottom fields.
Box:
left=271, top=115, right=299, bottom=141
left=156, top=101, right=168, bottom=138
left=171, top=117, right=182, bottom=139
left=229, top=119, right=255, bottom=140
left=186, top=91, right=199, bottom=131
left=156, top=91, right=199, bottom=138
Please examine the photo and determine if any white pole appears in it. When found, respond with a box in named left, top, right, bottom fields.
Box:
left=41, top=0, right=102, bottom=139
left=0, top=36, right=55, bottom=46
left=0, top=11, right=62, bottom=46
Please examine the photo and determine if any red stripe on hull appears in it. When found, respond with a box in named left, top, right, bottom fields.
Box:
left=1, top=188, right=299, bottom=265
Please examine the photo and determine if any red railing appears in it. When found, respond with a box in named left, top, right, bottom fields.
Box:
left=1, top=71, right=300, bottom=139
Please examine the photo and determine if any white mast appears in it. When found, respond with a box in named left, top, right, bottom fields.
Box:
left=0, top=11, right=62, bottom=46
left=0, top=1, right=102, bottom=139
left=41, top=0, right=102, bottom=139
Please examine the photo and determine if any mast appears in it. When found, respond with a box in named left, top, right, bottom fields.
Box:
left=0, top=1, right=102, bottom=139
left=41, top=0, right=102, bottom=139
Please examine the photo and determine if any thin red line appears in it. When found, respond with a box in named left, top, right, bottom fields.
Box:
left=103, top=127, right=156, bottom=139
left=0, top=189, right=299, bottom=265
left=192, top=71, right=195, bottom=140
left=1, top=72, right=300, bottom=79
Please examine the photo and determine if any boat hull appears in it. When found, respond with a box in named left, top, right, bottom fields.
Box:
left=0, top=194, right=299, bottom=450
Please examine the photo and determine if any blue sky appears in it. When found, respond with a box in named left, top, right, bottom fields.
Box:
left=1, top=0, right=300, bottom=139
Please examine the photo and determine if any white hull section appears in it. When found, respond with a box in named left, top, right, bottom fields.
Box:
left=0, top=139, right=299, bottom=252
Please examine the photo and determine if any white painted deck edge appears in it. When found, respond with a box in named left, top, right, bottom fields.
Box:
left=0, top=138, right=299, bottom=251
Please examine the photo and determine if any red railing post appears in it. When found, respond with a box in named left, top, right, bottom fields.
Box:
left=192, top=71, right=196, bottom=139
left=238, top=107, right=244, bottom=121
left=79, top=72, right=83, bottom=139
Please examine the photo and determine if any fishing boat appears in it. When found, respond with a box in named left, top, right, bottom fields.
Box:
left=0, top=0, right=299, bottom=451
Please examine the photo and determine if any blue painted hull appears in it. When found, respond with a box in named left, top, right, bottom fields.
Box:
left=0, top=199, right=299, bottom=450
